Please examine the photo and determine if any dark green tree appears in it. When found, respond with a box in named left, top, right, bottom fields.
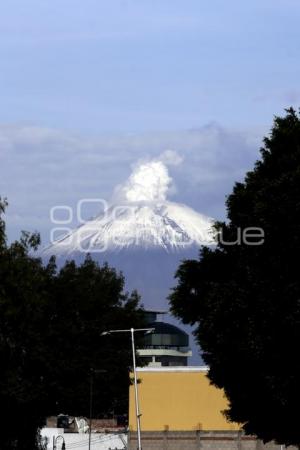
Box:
left=44, top=255, right=145, bottom=417
left=0, top=199, right=145, bottom=449
left=169, top=109, right=300, bottom=446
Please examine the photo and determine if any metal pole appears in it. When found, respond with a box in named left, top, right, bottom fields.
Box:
left=88, top=370, right=93, bottom=450
left=131, top=328, right=142, bottom=450
left=101, top=328, right=153, bottom=450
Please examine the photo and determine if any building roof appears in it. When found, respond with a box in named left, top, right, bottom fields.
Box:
left=143, top=321, right=189, bottom=348
left=136, top=366, right=209, bottom=372
left=152, top=321, right=189, bottom=336
left=145, top=309, right=168, bottom=314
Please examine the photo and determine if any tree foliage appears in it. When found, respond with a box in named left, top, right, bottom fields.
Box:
left=0, top=199, right=145, bottom=449
left=169, top=109, right=300, bottom=446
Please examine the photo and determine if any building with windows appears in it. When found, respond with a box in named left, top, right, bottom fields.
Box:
left=137, top=310, right=192, bottom=366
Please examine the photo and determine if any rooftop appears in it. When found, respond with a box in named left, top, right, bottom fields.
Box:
left=136, top=366, right=209, bottom=372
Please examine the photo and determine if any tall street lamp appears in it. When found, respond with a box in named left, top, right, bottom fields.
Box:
left=101, top=327, right=154, bottom=450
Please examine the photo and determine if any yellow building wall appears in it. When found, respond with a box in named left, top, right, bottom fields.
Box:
left=129, top=368, right=240, bottom=431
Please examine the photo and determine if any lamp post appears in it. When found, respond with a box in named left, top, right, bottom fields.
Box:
left=101, top=327, right=154, bottom=450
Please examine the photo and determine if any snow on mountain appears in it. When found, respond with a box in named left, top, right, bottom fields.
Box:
left=43, top=154, right=215, bottom=257
left=43, top=200, right=215, bottom=256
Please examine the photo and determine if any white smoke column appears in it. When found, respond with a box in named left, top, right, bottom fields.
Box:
left=124, top=160, right=171, bottom=202
left=117, top=151, right=183, bottom=203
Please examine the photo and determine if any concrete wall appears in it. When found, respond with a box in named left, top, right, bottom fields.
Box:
left=129, top=367, right=239, bottom=431
left=128, top=431, right=295, bottom=450
left=40, top=428, right=127, bottom=450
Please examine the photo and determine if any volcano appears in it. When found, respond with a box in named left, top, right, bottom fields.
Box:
left=42, top=199, right=214, bottom=310
left=44, top=200, right=214, bottom=256
left=42, top=156, right=216, bottom=363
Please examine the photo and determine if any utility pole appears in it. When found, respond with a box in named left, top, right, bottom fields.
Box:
left=88, top=368, right=106, bottom=450
left=88, top=369, right=93, bottom=450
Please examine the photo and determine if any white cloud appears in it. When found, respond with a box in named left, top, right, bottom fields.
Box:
left=159, top=150, right=184, bottom=166
left=0, top=123, right=263, bottom=244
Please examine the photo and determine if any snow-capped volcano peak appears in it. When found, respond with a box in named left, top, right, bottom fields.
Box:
left=43, top=153, right=215, bottom=256
left=44, top=200, right=215, bottom=256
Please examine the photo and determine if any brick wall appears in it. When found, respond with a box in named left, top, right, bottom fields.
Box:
left=128, top=431, right=296, bottom=450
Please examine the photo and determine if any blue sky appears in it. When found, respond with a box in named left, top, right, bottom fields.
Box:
left=1, top=0, right=300, bottom=242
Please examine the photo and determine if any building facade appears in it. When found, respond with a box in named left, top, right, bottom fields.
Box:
left=128, top=367, right=292, bottom=450
left=129, top=366, right=238, bottom=432
left=137, top=310, right=192, bottom=366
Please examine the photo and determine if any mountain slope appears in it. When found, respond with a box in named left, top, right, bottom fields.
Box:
left=43, top=200, right=215, bottom=256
